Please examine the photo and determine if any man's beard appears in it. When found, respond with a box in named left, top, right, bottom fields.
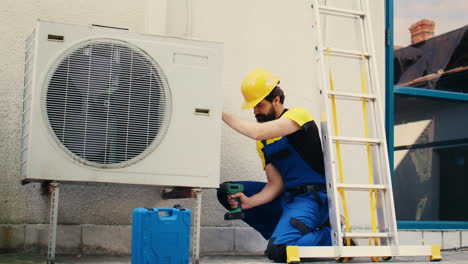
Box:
left=255, top=107, right=276, bottom=123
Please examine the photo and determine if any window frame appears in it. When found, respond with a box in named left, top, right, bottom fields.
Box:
left=385, top=0, right=468, bottom=230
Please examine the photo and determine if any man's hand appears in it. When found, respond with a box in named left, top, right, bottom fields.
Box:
left=227, top=193, right=254, bottom=210
left=225, top=164, right=284, bottom=211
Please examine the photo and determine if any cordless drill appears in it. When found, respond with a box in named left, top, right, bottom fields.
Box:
left=219, top=183, right=245, bottom=220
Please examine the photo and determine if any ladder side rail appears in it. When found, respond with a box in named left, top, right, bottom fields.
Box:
left=362, top=0, right=399, bottom=242
left=312, top=0, right=344, bottom=250
left=355, top=0, right=388, bottom=248
left=315, top=9, right=344, bottom=248
left=358, top=0, right=389, bottom=247
left=360, top=0, right=400, bottom=247
left=373, top=141, right=399, bottom=246
left=357, top=19, right=392, bottom=246
left=320, top=125, right=343, bottom=249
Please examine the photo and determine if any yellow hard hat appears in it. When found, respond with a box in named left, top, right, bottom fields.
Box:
left=240, top=69, right=279, bottom=109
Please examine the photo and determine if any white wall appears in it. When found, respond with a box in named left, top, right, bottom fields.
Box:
left=0, top=0, right=163, bottom=225
left=0, top=0, right=386, bottom=251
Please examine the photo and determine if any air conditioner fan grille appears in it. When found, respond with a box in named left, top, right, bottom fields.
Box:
left=45, top=39, right=171, bottom=167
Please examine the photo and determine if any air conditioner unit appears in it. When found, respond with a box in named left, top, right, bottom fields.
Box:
left=21, top=20, right=223, bottom=188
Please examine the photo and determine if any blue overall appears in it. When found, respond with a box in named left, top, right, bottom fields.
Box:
left=217, top=108, right=332, bottom=262
left=255, top=136, right=330, bottom=244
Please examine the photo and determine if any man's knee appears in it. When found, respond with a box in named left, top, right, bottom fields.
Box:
left=289, top=217, right=313, bottom=235
left=265, top=238, right=287, bottom=263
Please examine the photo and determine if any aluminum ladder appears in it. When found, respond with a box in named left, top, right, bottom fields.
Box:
left=286, top=0, right=442, bottom=262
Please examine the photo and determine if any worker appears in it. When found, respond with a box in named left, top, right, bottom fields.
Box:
left=218, top=69, right=332, bottom=262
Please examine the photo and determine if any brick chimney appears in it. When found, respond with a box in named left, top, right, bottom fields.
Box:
left=409, top=19, right=435, bottom=44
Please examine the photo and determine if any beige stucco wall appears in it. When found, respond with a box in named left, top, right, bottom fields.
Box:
left=0, top=0, right=385, bottom=251
left=0, top=0, right=166, bottom=226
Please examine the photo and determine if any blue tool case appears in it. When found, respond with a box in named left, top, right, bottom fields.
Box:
left=131, top=207, right=191, bottom=264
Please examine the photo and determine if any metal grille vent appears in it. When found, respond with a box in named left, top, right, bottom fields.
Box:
left=44, top=38, right=171, bottom=167
left=21, top=29, right=36, bottom=177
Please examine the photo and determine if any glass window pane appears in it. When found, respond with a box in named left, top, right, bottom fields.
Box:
left=393, top=1, right=468, bottom=92
left=393, top=95, right=468, bottom=221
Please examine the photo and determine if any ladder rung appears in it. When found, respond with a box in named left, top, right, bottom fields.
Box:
left=337, top=183, right=387, bottom=191
left=318, top=6, right=365, bottom=18
left=323, top=48, right=370, bottom=59
left=344, top=232, right=391, bottom=238
left=327, top=90, right=376, bottom=100
left=332, top=136, right=380, bottom=144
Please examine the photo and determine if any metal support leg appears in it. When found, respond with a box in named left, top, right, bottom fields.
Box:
left=191, top=189, right=202, bottom=264
left=47, top=182, right=60, bottom=264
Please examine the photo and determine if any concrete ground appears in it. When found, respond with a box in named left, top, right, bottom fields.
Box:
left=1, top=250, right=468, bottom=264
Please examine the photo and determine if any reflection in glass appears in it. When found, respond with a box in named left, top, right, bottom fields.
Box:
left=393, top=96, right=468, bottom=221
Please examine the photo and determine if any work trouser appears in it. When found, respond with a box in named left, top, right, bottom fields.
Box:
left=217, top=181, right=332, bottom=262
